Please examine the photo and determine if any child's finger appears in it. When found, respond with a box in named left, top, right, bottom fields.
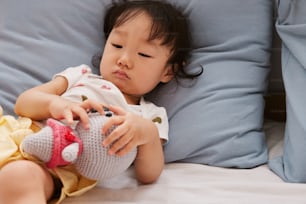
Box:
left=71, top=107, right=90, bottom=129
left=109, top=134, right=134, bottom=156
left=107, top=105, right=126, bottom=116
left=115, top=142, right=136, bottom=156
left=63, top=109, right=74, bottom=125
left=101, top=115, right=123, bottom=136
left=81, top=99, right=105, bottom=114
left=102, top=117, right=126, bottom=147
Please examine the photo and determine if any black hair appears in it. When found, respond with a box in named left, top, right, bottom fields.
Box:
left=92, top=0, right=203, bottom=81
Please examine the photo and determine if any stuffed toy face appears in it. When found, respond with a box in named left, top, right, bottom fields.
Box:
left=21, top=113, right=137, bottom=181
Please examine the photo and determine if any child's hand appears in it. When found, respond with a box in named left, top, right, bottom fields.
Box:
left=48, top=97, right=105, bottom=129
left=102, top=105, right=157, bottom=156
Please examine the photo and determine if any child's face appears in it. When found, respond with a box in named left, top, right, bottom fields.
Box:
left=100, top=12, right=173, bottom=105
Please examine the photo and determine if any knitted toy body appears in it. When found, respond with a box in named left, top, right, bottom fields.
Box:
left=21, top=113, right=137, bottom=181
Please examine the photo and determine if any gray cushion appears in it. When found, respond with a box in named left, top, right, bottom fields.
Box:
left=0, top=0, right=273, bottom=168
left=147, top=0, right=273, bottom=167
left=0, top=0, right=111, bottom=115
left=269, top=0, right=306, bottom=182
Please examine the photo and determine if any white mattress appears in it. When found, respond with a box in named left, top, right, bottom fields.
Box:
left=64, top=121, right=306, bottom=204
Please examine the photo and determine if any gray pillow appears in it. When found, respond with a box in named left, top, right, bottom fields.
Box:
left=0, top=0, right=273, bottom=168
left=0, top=0, right=111, bottom=115
left=269, top=0, right=306, bottom=182
left=147, top=0, right=274, bottom=167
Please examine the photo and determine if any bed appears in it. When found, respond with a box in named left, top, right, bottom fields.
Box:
left=63, top=121, right=306, bottom=204
left=1, top=0, right=306, bottom=203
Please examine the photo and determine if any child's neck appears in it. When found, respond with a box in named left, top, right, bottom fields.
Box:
left=124, top=94, right=140, bottom=105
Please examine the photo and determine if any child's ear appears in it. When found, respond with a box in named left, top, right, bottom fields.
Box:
left=160, top=64, right=175, bottom=83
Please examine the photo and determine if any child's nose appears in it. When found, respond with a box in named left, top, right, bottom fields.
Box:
left=117, top=53, right=132, bottom=69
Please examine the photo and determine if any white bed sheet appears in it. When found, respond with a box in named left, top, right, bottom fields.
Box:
left=64, top=121, right=306, bottom=204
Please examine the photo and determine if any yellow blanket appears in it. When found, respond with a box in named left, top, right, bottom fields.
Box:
left=0, top=106, right=96, bottom=204
left=0, top=105, right=34, bottom=167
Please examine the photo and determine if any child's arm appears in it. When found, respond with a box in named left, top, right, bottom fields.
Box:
left=15, top=76, right=104, bottom=128
left=133, top=123, right=164, bottom=184
left=15, top=76, right=68, bottom=120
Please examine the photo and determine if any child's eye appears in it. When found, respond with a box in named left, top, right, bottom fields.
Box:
left=138, top=53, right=152, bottom=58
left=112, top=43, right=122, bottom=49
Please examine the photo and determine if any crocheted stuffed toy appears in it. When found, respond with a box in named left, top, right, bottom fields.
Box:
left=21, top=112, right=137, bottom=181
